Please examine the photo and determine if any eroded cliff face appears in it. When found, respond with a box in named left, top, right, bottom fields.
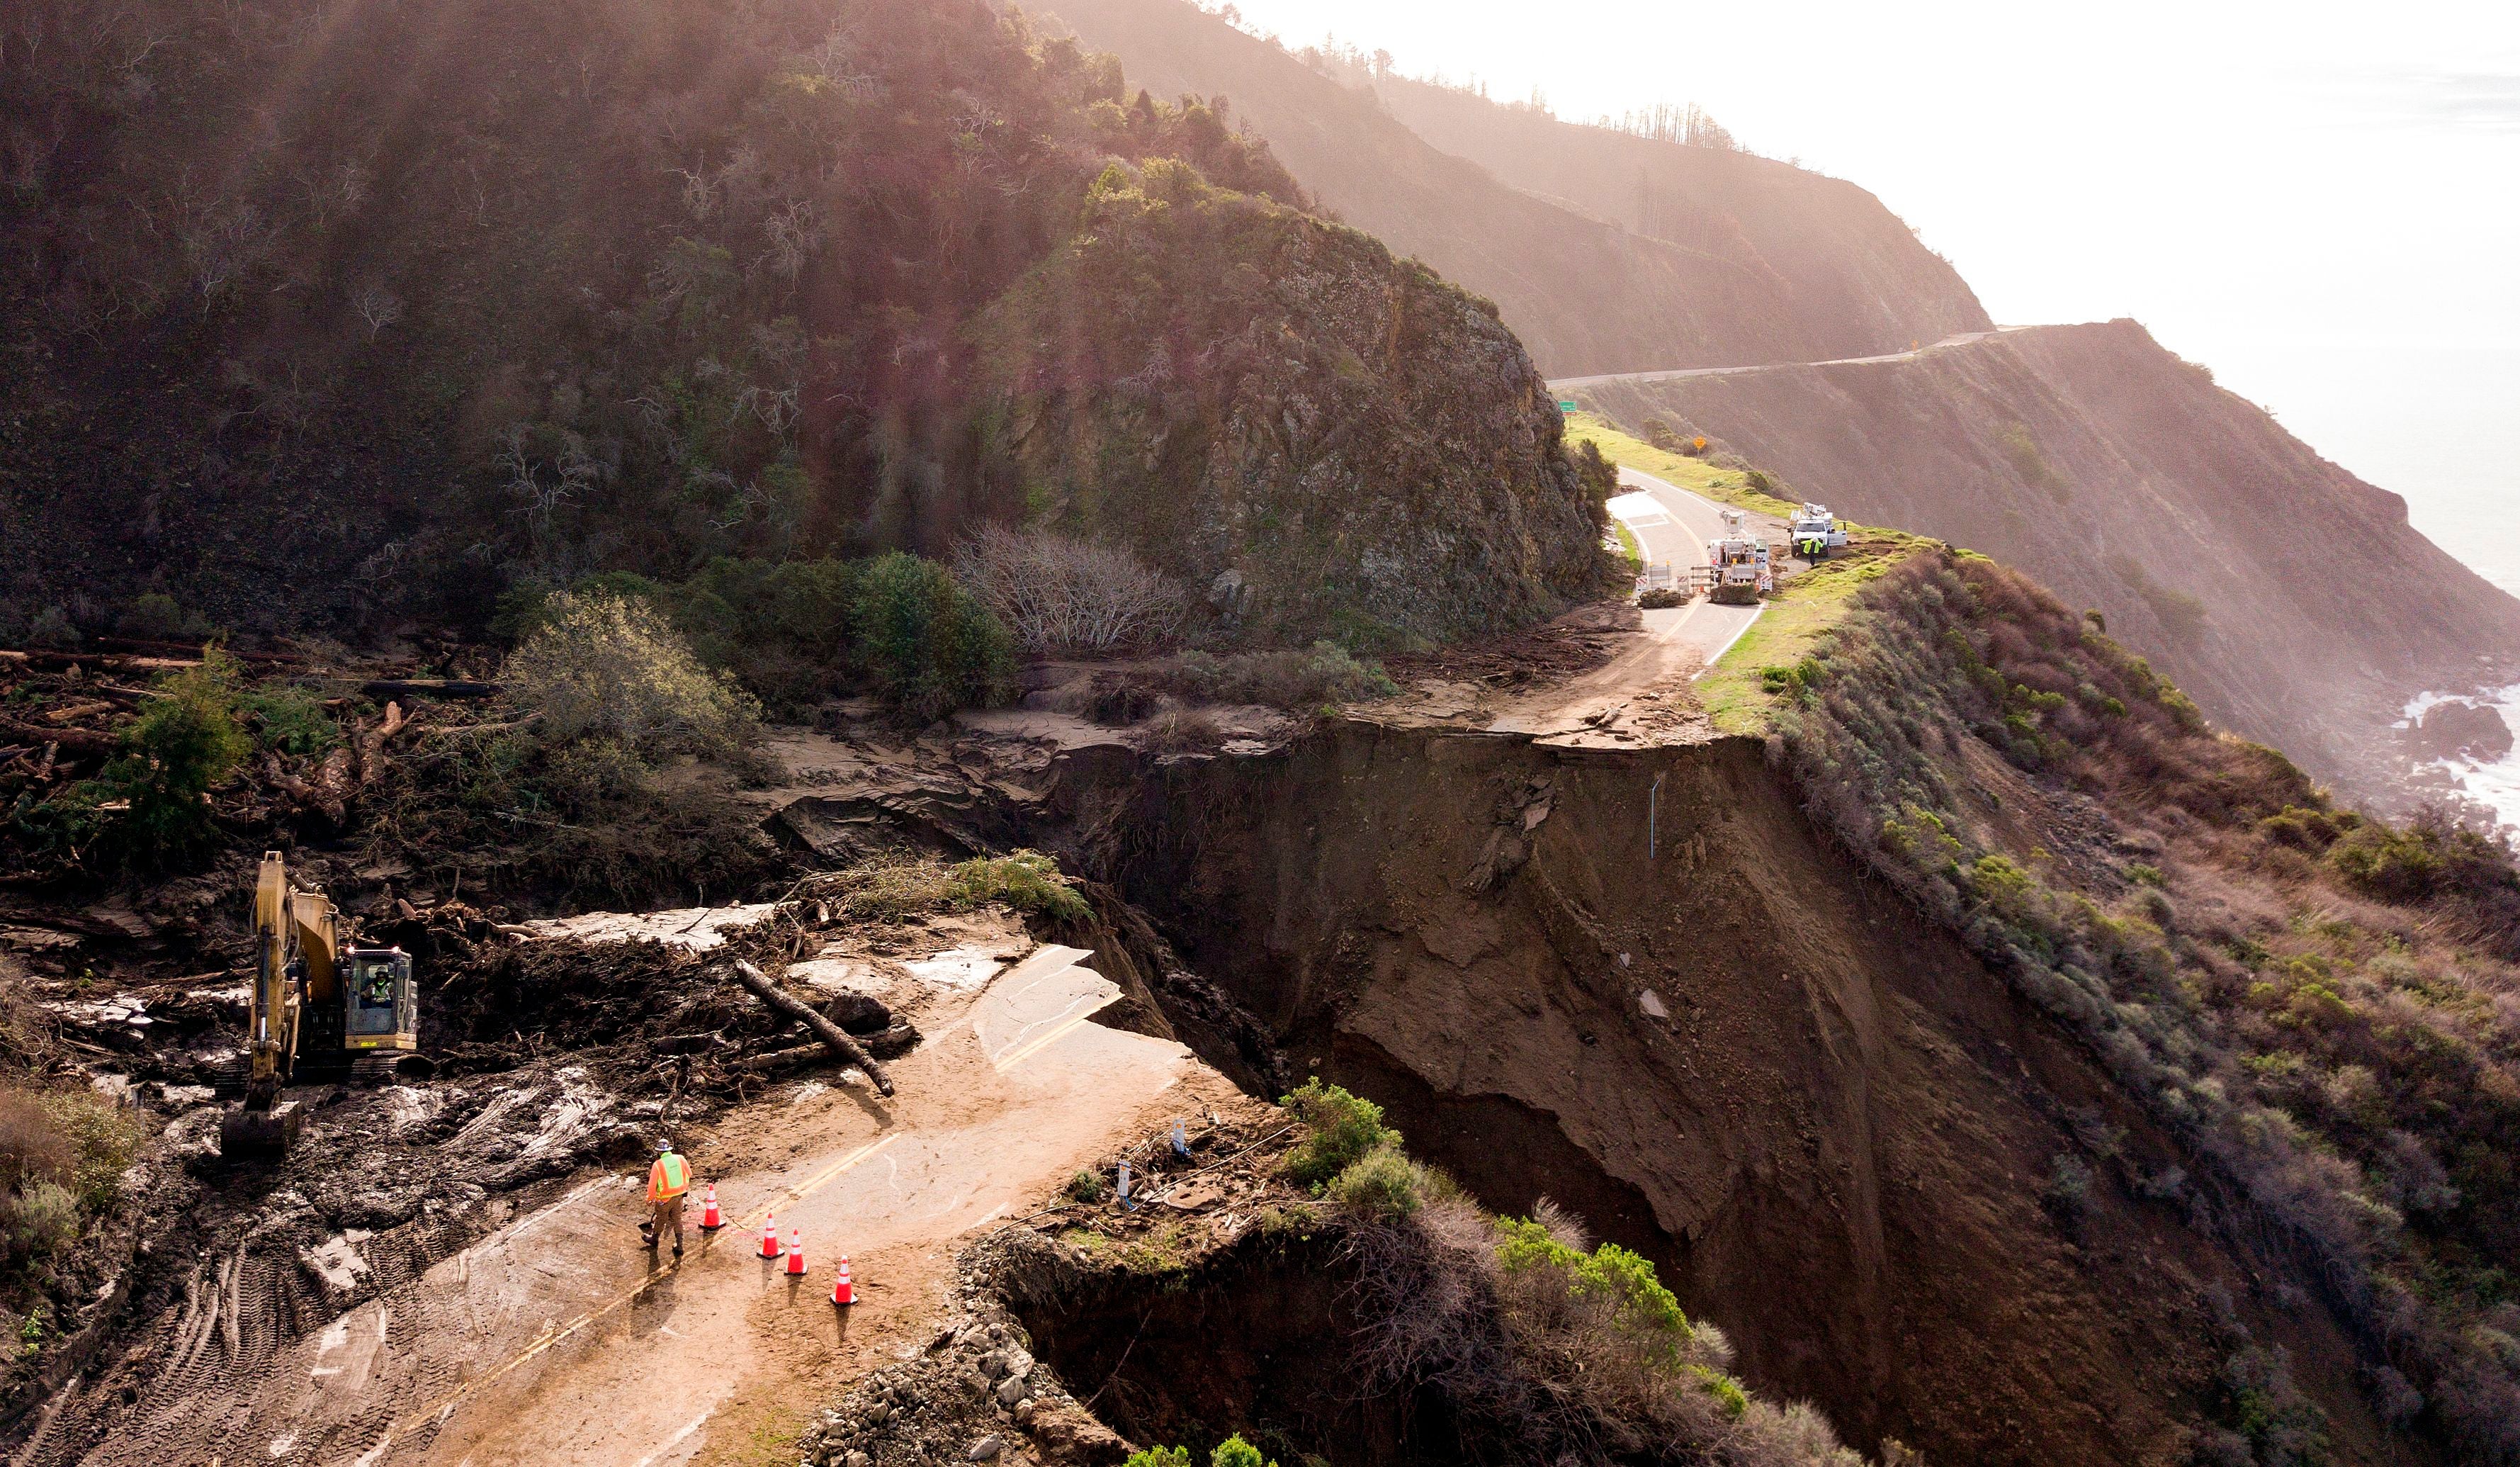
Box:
left=1573, top=322, right=2520, bottom=807
left=1037, top=0, right=1991, bottom=377
left=1045, top=724, right=2409, bottom=1466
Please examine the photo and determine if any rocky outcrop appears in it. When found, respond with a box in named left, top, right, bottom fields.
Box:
left=1571, top=320, right=2520, bottom=805
left=2410, top=699, right=2515, bottom=765
left=978, top=163, right=1616, bottom=646
left=1039, top=0, right=1992, bottom=377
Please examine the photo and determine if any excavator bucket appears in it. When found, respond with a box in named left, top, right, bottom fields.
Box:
left=220, top=1100, right=303, bottom=1157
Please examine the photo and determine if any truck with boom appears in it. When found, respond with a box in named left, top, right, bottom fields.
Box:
left=1708, top=509, right=1775, bottom=605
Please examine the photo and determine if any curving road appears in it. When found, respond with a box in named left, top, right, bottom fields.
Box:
left=1607, top=465, right=1766, bottom=673
left=1547, top=329, right=2013, bottom=393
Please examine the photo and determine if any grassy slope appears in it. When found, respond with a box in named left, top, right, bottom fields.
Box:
left=1564, top=410, right=1931, bottom=733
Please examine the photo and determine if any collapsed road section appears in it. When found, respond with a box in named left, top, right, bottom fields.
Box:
left=8, top=889, right=1237, bottom=1466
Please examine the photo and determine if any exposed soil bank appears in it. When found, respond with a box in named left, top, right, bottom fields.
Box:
left=1005, top=1227, right=1460, bottom=1466
left=1039, top=721, right=2412, bottom=1465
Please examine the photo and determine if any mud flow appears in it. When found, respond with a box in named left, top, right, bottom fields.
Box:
left=0, top=708, right=2420, bottom=1466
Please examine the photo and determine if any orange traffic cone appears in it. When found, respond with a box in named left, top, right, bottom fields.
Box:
left=784, top=1227, right=807, bottom=1276
left=759, top=1212, right=782, bottom=1259
left=831, top=1255, right=854, bottom=1307
left=699, top=1184, right=723, bottom=1230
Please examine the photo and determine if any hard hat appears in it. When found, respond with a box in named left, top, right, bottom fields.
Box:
left=657, top=1138, right=675, bottom=1153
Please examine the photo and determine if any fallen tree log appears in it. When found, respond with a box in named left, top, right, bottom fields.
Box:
left=723, top=959, right=893, bottom=1096
left=353, top=701, right=409, bottom=791
left=0, top=718, right=114, bottom=756
left=730, top=1042, right=832, bottom=1075
left=359, top=679, right=500, bottom=701
left=0, top=649, right=197, bottom=672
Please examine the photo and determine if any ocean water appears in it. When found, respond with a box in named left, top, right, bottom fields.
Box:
left=2400, top=687, right=2520, bottom=829
left=2213, top=339, right=2520, bottom=826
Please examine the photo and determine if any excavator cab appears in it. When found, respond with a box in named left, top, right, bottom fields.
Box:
left=343, top=948, right=416, bottom=1052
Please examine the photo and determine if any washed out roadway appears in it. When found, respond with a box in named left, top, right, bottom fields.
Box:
left=77, top=945, right=1219, bottom=1467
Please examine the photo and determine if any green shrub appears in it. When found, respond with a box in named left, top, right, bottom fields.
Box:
left=800, top=849, right=1090, bottom=924
left=2324, top=811, right=2516, bottom=906
left=2327, top=822, right=2445, bottom=904
left=2259, top=805, right=2346, bottom=851
left=849, top=552, right=1017, bottom=721
left=946, top=850, right=1090, bottom=923
left=1149, top=642, right=1398, bottom=709
left=502, top=590, right=759, bottom=755
left=239, top=684, right=340, bottom=757
left=115, top=592, right=208, bottom=641
left=40, top=1091, right=140, bottom=1212
left=0, top=1182, right=79, bottom=1265
left=1066, top=1169, right=1107, bottom=1203
left=1210, top=1436, right=1273, bottom=1467
left=1328, top=1147, right=1421, bottom=1221
left=1570, top=1242, right=1690, bottom=1344
left=26, top=607, right=79, bottom=649
left=1690, top=1364, right=1748, bottom=1420
left=51, top=652, right=254, bottom=865
left=1282, top=1080, right=1397, bottom=1188
left=1121, top=1450, right=1191, bottom=1467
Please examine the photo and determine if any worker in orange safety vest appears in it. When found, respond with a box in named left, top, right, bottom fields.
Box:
left=641, top=1138, right=691, bottom=1257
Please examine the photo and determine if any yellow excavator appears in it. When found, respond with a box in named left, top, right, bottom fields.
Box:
left=221, top=851, right=422, bottom=1155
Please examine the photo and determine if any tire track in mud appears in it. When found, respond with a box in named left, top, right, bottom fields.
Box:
left=25, top=1068, right=646, bottom=1466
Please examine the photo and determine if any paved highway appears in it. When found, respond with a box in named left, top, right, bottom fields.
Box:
left=1607, top=465, right=1765, bottom=675
left=1547, top=329, right=2015, bottom=393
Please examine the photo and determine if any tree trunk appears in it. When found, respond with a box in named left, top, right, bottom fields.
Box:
left=723, top=960, right=893, bottom=1096
left=0, top=718, right=115, bottom=755
left=358, top=679, right=500, bottom=700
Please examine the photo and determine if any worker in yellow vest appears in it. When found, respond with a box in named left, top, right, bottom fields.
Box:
left=642, top=1138, right=691, bottom=1257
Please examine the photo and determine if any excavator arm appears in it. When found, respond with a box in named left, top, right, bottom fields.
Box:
left=223, top=852, right=329, bottom=1154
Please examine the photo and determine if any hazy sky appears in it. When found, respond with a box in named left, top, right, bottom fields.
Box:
left=1209, top=0, right=2520, bottom=589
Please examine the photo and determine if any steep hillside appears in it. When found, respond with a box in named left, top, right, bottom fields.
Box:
left=1568, top=322, right=2520, bottom=807
left=0, top=0, right=1598, bottom=646
left=1022, top=549, right=2520, bottom=1465
left=1035, top=0, right=1991, bottom=376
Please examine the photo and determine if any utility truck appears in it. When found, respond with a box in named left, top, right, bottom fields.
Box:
left=1707, top=509, right=1774, bottom=605
left=1790, top=502, right=1848, bottom=562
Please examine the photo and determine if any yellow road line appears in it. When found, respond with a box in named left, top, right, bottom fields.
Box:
left=366, top=1132, right=902, bottom=1458
left=733, top=1132, right=900, bottom=1230
left=991, top=999, right=1117, bottom=1073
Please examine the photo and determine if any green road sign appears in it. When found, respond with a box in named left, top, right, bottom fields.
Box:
left=1556, top=400, right=1578, bottom=410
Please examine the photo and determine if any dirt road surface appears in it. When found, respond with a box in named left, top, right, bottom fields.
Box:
left=60, top=947, right=1221, bottom=1467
